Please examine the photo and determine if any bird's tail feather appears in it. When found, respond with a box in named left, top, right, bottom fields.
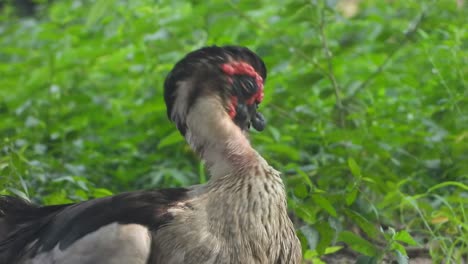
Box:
left=0, top=195, right=70, bottom=262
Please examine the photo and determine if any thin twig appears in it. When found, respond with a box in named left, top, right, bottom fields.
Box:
left=318, top=1, right=342, bottom=111
left=317, top=1, right=345, bottom=127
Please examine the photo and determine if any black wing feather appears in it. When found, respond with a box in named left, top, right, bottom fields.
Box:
left=0, top=188, right=188, bottom=263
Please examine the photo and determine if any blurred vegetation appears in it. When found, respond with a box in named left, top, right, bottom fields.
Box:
left=0, top=0, right=466, bottom=263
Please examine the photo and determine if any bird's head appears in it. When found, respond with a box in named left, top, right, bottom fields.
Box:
left=164, top=46, right=267, bottom=136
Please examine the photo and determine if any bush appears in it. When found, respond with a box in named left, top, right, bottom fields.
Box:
left=1, top=0, right=466, bottom=262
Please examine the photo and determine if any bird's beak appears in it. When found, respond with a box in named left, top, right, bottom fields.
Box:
left=232, top=101, right=266, bottom=132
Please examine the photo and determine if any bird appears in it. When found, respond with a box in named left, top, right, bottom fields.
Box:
left=0, top=45, right=302, bottom=264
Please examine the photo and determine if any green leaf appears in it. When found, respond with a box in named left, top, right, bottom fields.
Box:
left=293, top=201, right=317, bottom=224
left=394, top=230, right=418, bottom=246
left=324, top=246, right=343, bottom=254
left=428, top=181, right=468, bottom=192
left=19, top=176, right=29, bottom=197
left=265, top=144, right=300, bottom=161
left=0, top=161, right=8, bottom=171
left=76, top=180, right=89, bottom=191
left=361, top=177, right=376, bottom=184
left=42, top=190, right=73, bottom=205
left=391, top=241, right=408, bottom=256
left=303, top=249, right=318, bottom=260
left=311, top=194, right=337, bottom=217
left=394, top=248, right=409, bottom=264
left=345, top=187, right=358, bottom=205
left=92, top=188, right=113, bottom=198
left=344, top=209, right=379, bottom=239
left=86, top=0, right=114, bottom=29
left=74, top=189, right=88, bottom=200
left=158, top=130, right=185, bottom=149
left=7, top=188, right=30, bottom=201
left=294, top=184, right=309, bottom=199
left=355, top=255, right=379, bottom=264
left=303, top=250, right=326, bottom=264
left=300, top=225, right=318, bottom=250
left=337, top=231, right=379, bottom=256
left=316, top=222, right=334, bottom=255
left=348, top=157, right=362, bottom=177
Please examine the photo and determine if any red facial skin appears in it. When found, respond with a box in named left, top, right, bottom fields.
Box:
left=228, top=96, right=238, bottom=119
left=221, top=62, right=264, bottom=118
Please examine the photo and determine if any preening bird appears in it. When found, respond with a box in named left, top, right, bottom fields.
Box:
left=0, top=46, right=302, bottom=264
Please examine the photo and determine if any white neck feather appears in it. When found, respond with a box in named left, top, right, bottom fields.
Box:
left=185, top=96, right=257, bottom=178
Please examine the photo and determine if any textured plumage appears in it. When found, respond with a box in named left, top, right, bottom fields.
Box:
left=0, top=45, right=302, bottom=264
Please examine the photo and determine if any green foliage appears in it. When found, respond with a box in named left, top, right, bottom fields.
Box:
left=0, top=0, right=466, bottom=262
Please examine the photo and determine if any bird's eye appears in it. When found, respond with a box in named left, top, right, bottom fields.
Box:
left=232, top=76, right=258, bottom=99
left=243, top=78, right=257, bottom=95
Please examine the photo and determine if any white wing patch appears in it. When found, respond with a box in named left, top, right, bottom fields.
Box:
left=26, top=223, right=151, bottom=264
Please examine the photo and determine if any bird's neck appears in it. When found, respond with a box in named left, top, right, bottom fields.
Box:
left=185, top=97, right=258, bottom=179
